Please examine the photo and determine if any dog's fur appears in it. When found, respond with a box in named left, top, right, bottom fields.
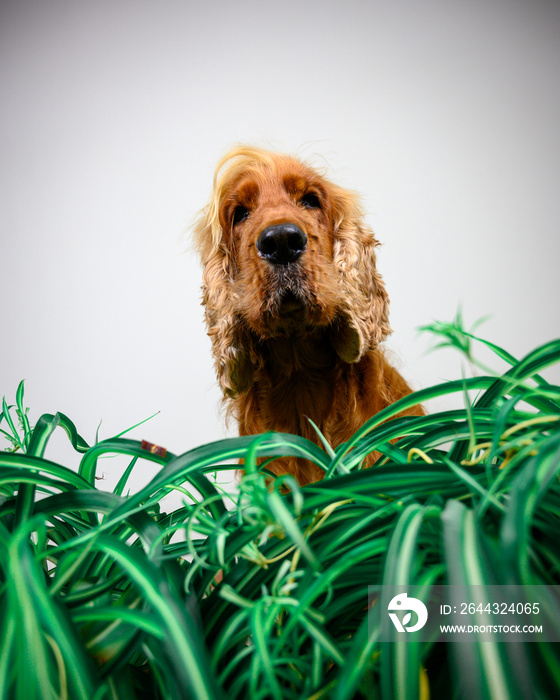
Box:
left=194, top=146, right=422, bottom=484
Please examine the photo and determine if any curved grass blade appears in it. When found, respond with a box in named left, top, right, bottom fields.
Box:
left=380, top=504, right=439, bottom=700
left=88, top=534, right=225, bottom=700
left=7, top=520, right=99, bottom=699
left=107, top=433, right=329, bottom=521
left=327, top=376, right=498, bottom=476
left=0, top=451, right=93, bottom=491
left=15, top=380, right=31, bottom=448
left=500, top=432, right=560, bottom=584
left=442, top=501, right=536, bottom=700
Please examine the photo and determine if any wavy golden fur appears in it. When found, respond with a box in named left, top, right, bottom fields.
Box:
left=194, top=146, right=421, bottom=484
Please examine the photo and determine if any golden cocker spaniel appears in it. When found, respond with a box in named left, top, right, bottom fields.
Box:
left=194, top=146, right=421, bottom=485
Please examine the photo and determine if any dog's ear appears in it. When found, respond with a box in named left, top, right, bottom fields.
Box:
left=330, top=187, right=391, bottom=363
left=193, top=209, right=254, bottom=398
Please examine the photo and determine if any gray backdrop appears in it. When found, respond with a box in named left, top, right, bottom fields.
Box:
left=1, top=0, right=559, bottom=496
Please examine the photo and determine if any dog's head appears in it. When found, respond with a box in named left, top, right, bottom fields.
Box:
left=194, top=146, right=391, bottom=397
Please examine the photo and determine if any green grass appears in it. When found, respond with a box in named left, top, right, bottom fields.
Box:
left=1, top=316, right=559, bottom=699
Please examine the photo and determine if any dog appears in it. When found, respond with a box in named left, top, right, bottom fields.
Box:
left=194, top=146, right=422, bottom=485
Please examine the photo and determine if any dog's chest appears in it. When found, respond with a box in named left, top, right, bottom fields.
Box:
left=256, top=339, right=338, bottom=435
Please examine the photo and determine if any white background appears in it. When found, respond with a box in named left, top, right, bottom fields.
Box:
left=1, top=0, right=559, bottom=491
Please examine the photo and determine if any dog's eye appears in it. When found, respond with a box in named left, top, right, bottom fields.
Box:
left=232, top=206, right=249, bottom=225
left=301, top=192, right=321, bottom=209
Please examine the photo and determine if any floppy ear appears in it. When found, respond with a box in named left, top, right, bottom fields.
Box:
left=193, top=209, right=254, bottom=398
left=330, top=188, right=391, bottom=363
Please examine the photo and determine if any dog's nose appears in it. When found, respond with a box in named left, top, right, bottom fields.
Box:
left=256, top=224, right=307, bottom=265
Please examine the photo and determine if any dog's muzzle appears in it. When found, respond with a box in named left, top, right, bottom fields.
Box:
left=257, top=223, right=307, bottom=265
